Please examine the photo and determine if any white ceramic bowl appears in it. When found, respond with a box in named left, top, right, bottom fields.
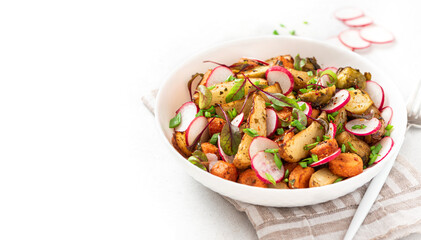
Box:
left=155, top=36, right=407, bottom=207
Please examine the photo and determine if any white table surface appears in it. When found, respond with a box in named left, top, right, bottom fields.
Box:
left=0, top=0, right=420, bottom=239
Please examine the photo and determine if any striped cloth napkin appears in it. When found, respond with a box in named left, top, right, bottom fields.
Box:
left=142, top=90, right=421, bottom=240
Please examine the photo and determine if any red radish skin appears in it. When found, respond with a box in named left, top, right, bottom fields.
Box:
left=317, top=74, right=333, bottom=87
left=309, top=148, right=341, bottom=167
left=359, top=26, right=395, bottom=44
left=266, top=108, right=279, bottom=137
left=344, top=16, right=373, bottom=27
left=339, top=29, right=371, bottom=50
left=206, top=153, right=219, bottom=171
left=249, top=136, right=279, bottom=160
left=297, top=101, right=312, bottom=116
left=322, top=90, right=351, bottom=113
left=381, top=106, right=393, bottom=125
left=174, top=101, right=199, bottom=132
left=205, top=66, right=233, bottom=87
left=251, top=151, right=285, bottom=183
left=217, top=135, right=234, bottom=163
left=185, top=116, right=209, bottom=146
left=265, top=66, right=294, bottom=95
left=231, top=112, right=244, bottom=127
left=345, top=118, right=381, bottom=136
left=327, top=122, right=337, bottom=139
left=334, top=7, right=364, bottom=21
left=374, top=137, right=394, bottom=164
left=365, top=81, right=385, bottom=109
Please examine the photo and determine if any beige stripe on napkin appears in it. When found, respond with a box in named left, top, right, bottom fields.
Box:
left=142, top=90, right=421, bottom=240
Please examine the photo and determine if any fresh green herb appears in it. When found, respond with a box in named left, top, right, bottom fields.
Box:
left=337, top=123, right=344, bottom=135
left=283, top=178, right=289, bottom=183
left=316, top=136, right=321, bottom=142
left=341, top=143, right=346, bottom=153
left=265, top=102, right=271, bottom=107
left=304, top=142, right=319, bottom=150
left=280, top=24, right=285, bottom=28
left=352, top=124, right=367, bottom=129
left=197, top=85, right=212, bottom=109
left=334, top=177, right=343, bottom=183
left=348, top=142, right=357, bottom=152
left=284, top=169, right=290, bottom=179
left=169, top=113, right=181, bottom=128
left=205, top=111, right=211, bottom=118
left=320, top=70, right=338, bottom=85
left=303, top=21, right=308, bottom=25
left=267, top=92, right=300, bottom=109
left=299, top=103, right=307, bottom=111
left=273, top=153, right=283, bottom=170
left=225, top=79, right=245, bottom=103
left=323, top=135, right=330, bottom=141
left=192, top=150, right=208, bottom=162
left=273, top=30, right=279, bottom=35
left=291, top=119, right=306, bottom=131
left=294, top=54, right=302, bottom=70
left=219, top=107, right=242, bottom=156
left=207, top=85, right=216, bottom=90
left=209, top=133, right=219, bottom=145
left=276, top=128, right=285, bottom=135
left=299, top=161, right=307, bottom=168
left=307, top=71, right=313, bottom=76
left=292, top=108, right=308, bottom=127
left=289, top=30, right=296, bottom=36
left=264, top=148, right=279, bottom=154
left=265, top=172, right=277, bottom=186
left=308, top=78, right=317, bottom=84
left=254, top=80, right=260, bottom=85
left=188, top=156, right=207, bottom=171
left=290, top=179, right=296, bottom=188
left=347, top=87, right=356, bottom=91
left=196, top=109, right=203, bottom=117
left=271, top=103, right=284, bottom=111
left=299, top=88, right=311, bottom=93
left=385, top=124, right=394, bottom=136
left=327, top=111, right=339, bottom=122
left=225, top=75, right=236, bottom=82
left=311, top=154, right=318, bottom=163
left=368, top=144, right=383, bottom=165
left=227, top=108, right=238, bottom=120
left=243, top=128, right=259, bottom=137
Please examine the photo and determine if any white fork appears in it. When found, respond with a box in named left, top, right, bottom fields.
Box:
left=344, top=80, right=421, bottom=240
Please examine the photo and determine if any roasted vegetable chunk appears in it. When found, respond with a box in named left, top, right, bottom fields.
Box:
left=336, top=131, right=371, bottom=165
left=298, top=85, right=336, bottom=107
left=210, top=161, right=238, bottom=182
left=309, top=168, right=340, bottom=188
left=310, top=139, right=339, bottom=159
left=238, top=169, right=267, bottom=188
left=208, top=117, right=226, bottom=136
left=336, top=67, right=367, bottom=89
left=329, top=153, right=363, bottom=177
left=288, top=165, right=315, bottom=189
left=201, top=142, right=219, bottom=155
left=345, top=89, right=373, bottom=114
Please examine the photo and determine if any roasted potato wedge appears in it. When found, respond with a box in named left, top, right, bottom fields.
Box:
left=287, top=68, right=313, bottom=91
left=329, top=153, right=363, bottom=177
left=298, top=85, right=336, bottom=107
left=211, top=161, right=238, bottom=182
left=347, top=105, right=381, bottom=120
left=172, top=132, right=192, bottom=157
left=345, top=89, right=373, bottom=114
left=260, top=82, right=283, bottom=102
left=364, top=119, right=386, bottom=145
left=240, top=65, right=269, bottom=78
left=238, top=169, right=267, bottom=188
left=233, top=94, right=267, bottom=169
left=309, top=168, right=340, bottom=188
left=336, top=131, right=371, bottom=164
left=336, top=67, right=367, bottom=89
left=279, top=113, right=326, bottom=162
left=193, top=78, right=268, bottom=106
left=215, top=98, right=253, bottom=120
left=288, top=165, right=315, bottom=189
left=269, top=181, right=289, bottom=189
left=333, top=107, right=347, bottom=128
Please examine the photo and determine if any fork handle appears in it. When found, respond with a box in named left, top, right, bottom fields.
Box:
left=343, top=158, right=395, bottom=240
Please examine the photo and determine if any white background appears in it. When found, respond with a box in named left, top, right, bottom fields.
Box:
left=0, top=0, right=420, bottom=239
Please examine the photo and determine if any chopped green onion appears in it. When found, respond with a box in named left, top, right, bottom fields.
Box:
left=280, top=24, right=285, bottom=28
left=368, top=144, right=383, bottom=165
left=299, top=162, right=307, bottom=168
left=208, top=85, right=216, bottom=90
left=341, top=144, right=346, bottom=153
left=316, top=136, right=321, bottom=142
left=307, top=71, right=313, bottom=76
left=304, top=142, right=319, bottom=150
left=264, top=148, right=279, bottom=154
left=205, top=111, right=211, bottom=118
left=196, top=109, right=204, bottom=117
left=334, top=177, right=343, bottom=183
left=254, top=80, right=260, bottom=85
left=169, top=113, right=182, bottom=128
left=273, top=30, right=279, bottom=35
left=276, top=128, right=285, bottom=135
left=284, top=169, right=290, bottom=179
left=291, top=120, right=306, bottom=131
left=227, top=108, right=238, bottom=120
left=311, top=154, right=318, bottom=163
left=352, top=124, right=367, bottom=129
left=348, top=87, right=356, bottom=91
left=265, top=102, right=271, bottom=107
left=243, top=128, right=259, bottom=137
left=323, top=135, right=330, bottom=141
left=348, top=142, right=357, bottom=152
left=385, top=124, right=394, bottom=136
left=265, top=172, right=277, bottom=186
left=299, top=88, right=311, bottom=93
left=273, top=153, right=283, bottom=170
left=225, top=75, right=235, bottom=82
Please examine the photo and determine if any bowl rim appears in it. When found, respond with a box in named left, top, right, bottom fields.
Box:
left=154, top=35, right=407, bottom=200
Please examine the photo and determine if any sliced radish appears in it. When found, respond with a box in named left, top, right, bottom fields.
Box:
left=317, top=74, right=333, bottom=87
left=205, top=66, right=233, bottom=87
left=231, top=112, right=244, bottom=127
left=309, top=148, right=341, bottom=167
left=327, top=122, right=337, bottom=139
left=322, top=67, right=338, bottom=72
left=365, top=81, right=385, bottom=109
left=339, top=29, right=371, bottom=50
left=374, top=137, right=394, bottom=164
left=345, top=118, right=381, bottom=136
left=344, top=16, right=373, bottom=27
left=381, top=106, right=393, bottom=125
left=175, top=101, right=199, bottom=132
left=322, top=90, right=351, bottom=113
left=266, top=108, right=279, bottom=137
left=251, top=151, right=284, bottom=184
left=249, top=136, right=279, bottom=160
left=185, top=116, right=209, bottom=146
left=334, top=7, right=364, bottom=21
left=217, top=135, right=234, bottom=163
left=359, top=26, right=395, bottom=44
left=265, top=66, right=294, bottom=95
left=297, top=101, right=312, bottom=116
left=206, top=153, right=219, bottom=171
